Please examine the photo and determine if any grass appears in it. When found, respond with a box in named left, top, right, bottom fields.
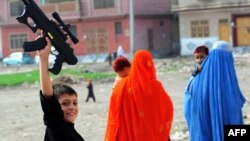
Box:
left=0, top=69, right=115, bottom=87
left=0, top=70, right=39, bottom=87
left=58, top=69, right=115, bottom=80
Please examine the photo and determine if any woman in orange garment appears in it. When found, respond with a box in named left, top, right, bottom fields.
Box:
left=105, top=50, right=174, bottom=141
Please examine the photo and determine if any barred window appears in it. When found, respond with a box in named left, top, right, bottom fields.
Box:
left=10, top=34, right=28, bottom=49
left=10, top=1, right=24, bottom=17
left=115, top=22, right=122, bottom=34
left=191, top=20, right=210, bottom=37
left=94, top=0, right=115, bottom=9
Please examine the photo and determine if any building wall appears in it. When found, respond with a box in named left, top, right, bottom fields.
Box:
left=82, top=0, right=171, bottom=17
left=85, top=0, right=120, bottom=17
left=76, top=17, right=130, bottom=55
left=0, top=0, right=8, bottom=58
left=134, top=0, right=171, bottom=15
left=177, top=0, right=250, bottom=6
left=173, top=0, right=250, bottom=55
left=0, top=0, right=176, bottom=58
left=179, top=10, right=229, bottom=55
left=1, top=16, right=130, bottom=57
left=1, top=25, right=36, bottom=57
left=0, top=28, right=2, bottom=58
left=135, top=17, right=173, bottom=56
left=81, top=0, right=129, bottom=17
left=0, top=0, right=42, bottom=24
left=179, top=7, right=250, bottom=55
left=0, top=0, right=7, bottom=24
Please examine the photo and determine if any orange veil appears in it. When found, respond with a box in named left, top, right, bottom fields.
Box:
left=105, top=50, right=173, bottom=141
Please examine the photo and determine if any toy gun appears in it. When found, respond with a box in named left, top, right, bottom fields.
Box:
left=16, top=0, right=79, bottom=74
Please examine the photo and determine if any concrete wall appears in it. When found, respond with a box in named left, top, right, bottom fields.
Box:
left=1, top=25, right=36, bottom=57
left=82, top=0, right=171, bottom=17
left=0, top=28, right=2, bottom=58
left=177, top=0, right=250, bottom=6
left=179, top=9, right=230, bottom=55
left=77, top=18, right=130, bottom=55
left=135, top=18, right=172, bottom=56
left=0, top=0, right=176, bottom=57
left=134, top=0, right=171, bottom=15
left=179, top=7, right=250, bottom=55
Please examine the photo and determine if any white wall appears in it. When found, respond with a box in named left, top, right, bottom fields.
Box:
left=177, top=0, right=250, bottom=6
left=179, top=9, right=232, bottom=55
left=179, top=7, right=250, bottom=55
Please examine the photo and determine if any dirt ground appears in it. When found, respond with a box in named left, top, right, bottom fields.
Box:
left=0, top=56, right=249, bottom=141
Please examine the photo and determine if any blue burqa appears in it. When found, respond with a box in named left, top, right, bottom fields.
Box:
left=184, top=41, right=246, bottom=141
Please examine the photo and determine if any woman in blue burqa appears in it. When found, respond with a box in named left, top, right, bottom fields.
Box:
left=184, top=41, right=246, bottom=141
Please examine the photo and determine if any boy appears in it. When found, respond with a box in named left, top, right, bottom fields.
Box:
left=38, top=36, right=84, bottom=141
left=192, top=45, right=209, bottom=77
left=86, top=79, right=96, bottom=102
left=112, top=56, right=131, bottom=88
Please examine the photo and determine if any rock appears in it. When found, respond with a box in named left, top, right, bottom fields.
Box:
left=52, top=75, right=83, bottom=85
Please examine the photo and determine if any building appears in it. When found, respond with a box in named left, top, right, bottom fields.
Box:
left=172, top=0, right=250, bottom=55
left=0, top=0, right=179, bottom=59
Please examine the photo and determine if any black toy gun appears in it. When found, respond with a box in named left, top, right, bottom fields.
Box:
left=16, top=0, right=79, bottom=74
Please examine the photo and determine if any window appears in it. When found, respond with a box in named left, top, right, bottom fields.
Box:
left=219, top=19, right=228, bottom=24
left=191, top=20, right=210, bottom=37
left=10, top=34, right=28, bottom=49
left=10, top=1, right=24, bottom=17
left=41, top=0, right=74, bottom=4
left=94, top=0, right=115, bottom=9
left=115, top=22, right=122, bottom=34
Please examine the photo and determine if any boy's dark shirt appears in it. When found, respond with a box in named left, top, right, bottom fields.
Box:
left=192, top=62, right=201, bottom=77
left=86, top=83, right=96, bottom=102
left=87, top=83, right=94, bottom=97
left=40, top=91, right=84, bottom=141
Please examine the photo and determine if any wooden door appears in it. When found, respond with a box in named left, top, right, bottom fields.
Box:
left=218, top=19, right=230, bottom=42
left=236, top=17, right=250, bottom=46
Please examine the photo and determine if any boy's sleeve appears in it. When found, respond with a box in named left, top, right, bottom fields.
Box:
left=40, top=90, right=64, bottom=129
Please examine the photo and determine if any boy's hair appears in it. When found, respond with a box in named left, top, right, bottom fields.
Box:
left=112, top=57, right=131, bottom=73
left=194, top=45, right=209, bottom=55
left=52, top=84, right=77, bottom=99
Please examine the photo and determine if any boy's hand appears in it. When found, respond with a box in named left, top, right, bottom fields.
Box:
left=37, top=37, right=51, bottom=59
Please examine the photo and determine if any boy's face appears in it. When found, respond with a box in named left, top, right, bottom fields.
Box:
left=58, top=94, right=79, bottom=123
left=118, top=66, right=130, bottom=78
left=194, top=52, right=207, bottom=64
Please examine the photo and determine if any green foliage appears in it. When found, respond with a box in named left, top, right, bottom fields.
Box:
left=0, top=71, right=39, bottom=87
left=0, top=69, right=115, bottom=87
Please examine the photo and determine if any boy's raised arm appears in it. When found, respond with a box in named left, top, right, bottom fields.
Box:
left=37, top=37, right=53, bottom=97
